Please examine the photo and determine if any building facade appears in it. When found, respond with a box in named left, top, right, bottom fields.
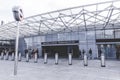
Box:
left=23, top=28, right=120, bottom=59
left=0, top=1, right=120, bottom=59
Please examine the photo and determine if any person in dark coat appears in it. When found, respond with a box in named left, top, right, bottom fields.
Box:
left=33, top=48, right=39, bottom=58
left=98, top=49, right=102, bottom=59
left=79, top=49, right=81, bottom=59
left=24, top=49, right=28, bottom=57
left=82, top=49, right=85, bottom=55
left=82, top=49, right=85, bottom=59
left=89, top=48, right=92, bottom=59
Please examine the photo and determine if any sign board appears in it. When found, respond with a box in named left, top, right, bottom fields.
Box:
left=41, top=40, right=79, bottom=46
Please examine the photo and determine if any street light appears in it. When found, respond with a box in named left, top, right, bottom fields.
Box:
left=12, top=6, right=23, bottom=75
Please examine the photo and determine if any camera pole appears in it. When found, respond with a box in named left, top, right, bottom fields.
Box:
left=14, top=21, right=20, bottom=75
left=12, top=6, right=23, bottom=75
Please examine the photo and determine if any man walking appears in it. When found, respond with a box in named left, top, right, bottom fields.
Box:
left=89, top=48, right=92, bottom=59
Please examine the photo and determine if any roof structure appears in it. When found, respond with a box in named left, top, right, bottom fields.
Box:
left=1, top=0, right=120, bottom=40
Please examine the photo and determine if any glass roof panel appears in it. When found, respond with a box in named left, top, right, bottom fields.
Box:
left=0, top=0, right=120, bottom=40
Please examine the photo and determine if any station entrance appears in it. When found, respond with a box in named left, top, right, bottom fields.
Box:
left=41, top=40, right=79, bottom=58
left=97, top=39, right=120, bottom=60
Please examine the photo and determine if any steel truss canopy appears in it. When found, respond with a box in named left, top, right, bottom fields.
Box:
left=1, top=0, right=120, bottom=40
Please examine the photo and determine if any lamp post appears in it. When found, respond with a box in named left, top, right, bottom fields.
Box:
left=12, top=6, right=23, bottom=75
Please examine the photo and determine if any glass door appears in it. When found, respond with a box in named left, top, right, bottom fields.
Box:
left=105, top=44, right=116, bottom=59
left=115, top=44, right=120, bottom=60
left=97, top=44, right=116, bottom=59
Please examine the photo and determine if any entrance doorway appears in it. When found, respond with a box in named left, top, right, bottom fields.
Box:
left=42, top=45, right=79, bottom=58
left=115, top=45, right=120, bottom=60
left=97, top=44, right=120, bottom=59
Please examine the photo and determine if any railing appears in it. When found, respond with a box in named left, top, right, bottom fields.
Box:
left=96, top=34, right=120, bottom=39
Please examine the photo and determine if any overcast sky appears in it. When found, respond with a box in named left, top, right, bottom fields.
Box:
left=0, top=0, right=113, bottom=23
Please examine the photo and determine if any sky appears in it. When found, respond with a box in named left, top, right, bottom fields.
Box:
left=0, top=0, right=113, bottom=24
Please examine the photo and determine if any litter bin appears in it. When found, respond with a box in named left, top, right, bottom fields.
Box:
left=26, top=52, right=29, bottom=62
left=55, top=53, right=58, bottom=65
left=101, top=53, right=105, bottom=67
left=68, top=53, right=72, bottom=65
left=34, top=53, right=38, bottom=63
left=18, top=52, right=21, bottom=61
left=11, top=52, right=14, bottom=61
left=5, top=51, right=9, bottom=60
left=1, top=52, right=4, bottom=60
left=84, top=53, right=88, bottom=66
left=44, top=53, right=47, bottom=64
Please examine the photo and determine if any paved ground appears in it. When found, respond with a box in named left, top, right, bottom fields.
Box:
left=0, top=58, right=120, bottom=80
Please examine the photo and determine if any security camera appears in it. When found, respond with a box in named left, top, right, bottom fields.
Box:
left=12, top=6, right=23, bottom=21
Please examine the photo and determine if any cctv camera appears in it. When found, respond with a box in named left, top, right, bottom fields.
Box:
left=12, top=6, right=23, bottom=21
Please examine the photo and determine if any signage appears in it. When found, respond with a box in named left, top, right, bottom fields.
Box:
left=42, top=40, right=79, bottom=45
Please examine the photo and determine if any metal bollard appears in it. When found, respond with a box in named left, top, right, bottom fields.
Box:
left=18, top=53, right=21, bottom=61
left=55, top=53, right=58, bottom=65
left=101, top=53, right=105, bottom=67
left=84, top=54, right=88, bottom=66
left=44, top=53, right=47, bottom=64
left=68, top=53, right=72, bottom=65
left=26, top=53, right=29, bottom=62
left=1, top=52, right=4, bottom=60
left=34, top=53, right=38, bottom=63
left=11, top=52, right=14, bottom=61
left=5, top=52, right=9, bottom=60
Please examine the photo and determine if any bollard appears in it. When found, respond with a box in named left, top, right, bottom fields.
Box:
left=84, top=54, right=88, bottom=66
left=11, top=52, right=14, bottom=61
left=1, top=52, right=4, bottom=60
left=5, top=52, right=9, bottom=60
left=26, top=53, right=29, bottom=62
left=44, top=53, right=47, bottom=64
left=18, top=53, right=21, bottom=61
left=101, top=53, right=105, bottom=67
left=34, top=53, right=38, bottom=63
left=55, top=53, right=58, bottom=65
left=68, top=53, right=72, bottom=65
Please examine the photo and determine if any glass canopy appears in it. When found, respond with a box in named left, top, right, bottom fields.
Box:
left=0, top=0, right=120, bottom=40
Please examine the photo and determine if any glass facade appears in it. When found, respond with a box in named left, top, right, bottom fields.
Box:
left=0, top=0, right=120, bottom=59
left=23, top=29, right=120, bottom=59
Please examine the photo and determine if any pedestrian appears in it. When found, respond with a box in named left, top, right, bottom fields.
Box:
left=82, top=49, right=85, bottom=59
left=82, top=49, right=85, bottom=55
left=24, top=48, right=28, bottom=58
left=79, top=49, right=81, bottom=59
left=33, top=48, right=39, bottom=58
left=98, top=49, right=102, bottom=59
left=28, top=48, right=32, bottom=59
left=89, top=48, right=92, bottom=59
